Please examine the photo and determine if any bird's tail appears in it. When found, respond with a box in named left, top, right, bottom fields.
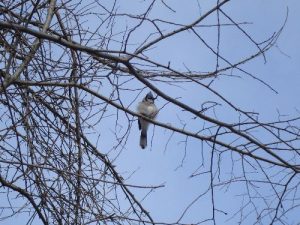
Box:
left=140, top=129, right=147, bottom=149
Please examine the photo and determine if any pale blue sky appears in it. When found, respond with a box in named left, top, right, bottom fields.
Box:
left=2, top=0, right=300, bottom=224
left=112, top=1, right=300, bottom=224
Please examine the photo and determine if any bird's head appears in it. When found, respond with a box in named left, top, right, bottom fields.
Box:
left=144, top=91, right=155, bottom=103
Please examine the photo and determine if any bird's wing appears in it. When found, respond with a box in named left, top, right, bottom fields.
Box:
left=138, top=118, right=141, bottom=130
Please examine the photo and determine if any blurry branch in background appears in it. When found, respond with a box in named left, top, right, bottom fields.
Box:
left=0, top=0, right=299, bottom=225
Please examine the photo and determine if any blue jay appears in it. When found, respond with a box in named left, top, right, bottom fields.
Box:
left=137, top=92, right=158, bottom=149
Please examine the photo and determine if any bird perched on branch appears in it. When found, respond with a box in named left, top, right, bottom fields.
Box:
left=137, top=92, right=158, bottom=149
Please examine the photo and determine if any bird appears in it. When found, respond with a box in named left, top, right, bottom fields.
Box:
left=137, top=91, right=158, bottom=149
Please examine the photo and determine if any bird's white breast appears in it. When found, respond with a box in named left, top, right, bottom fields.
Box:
left=146, top=105, right=156, bottom=113
left=138, top=102, right=157, bottom=117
